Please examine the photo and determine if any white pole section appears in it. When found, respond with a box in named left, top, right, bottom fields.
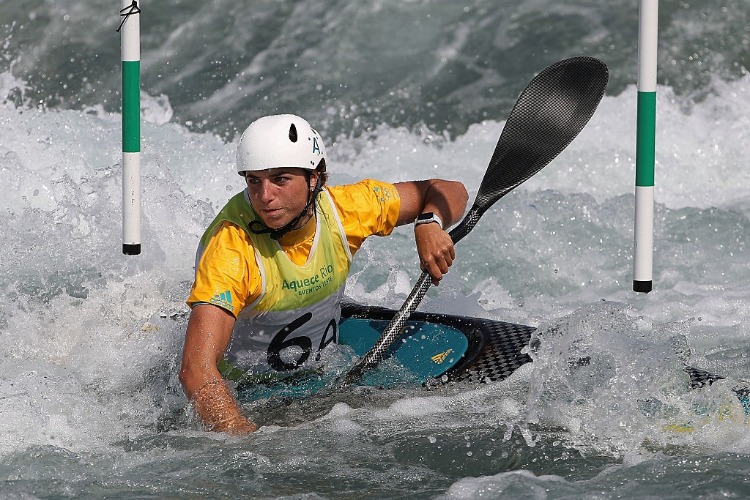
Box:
left=120, top=0, right=141, bottom=255
left=633, top=0, right=657, bottom=293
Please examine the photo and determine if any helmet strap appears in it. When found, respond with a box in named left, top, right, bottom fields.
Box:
left=248, top=172, right=323, bottom=241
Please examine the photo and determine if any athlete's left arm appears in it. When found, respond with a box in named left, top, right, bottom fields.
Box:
left=394, top=179, right=468, bottom=286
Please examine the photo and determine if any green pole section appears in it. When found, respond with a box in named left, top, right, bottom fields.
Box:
left=635, top=92, right=656, bottom=187
left=122, top=60, right=140, bottom=153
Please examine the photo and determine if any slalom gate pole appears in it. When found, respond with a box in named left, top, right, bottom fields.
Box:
left=633, top=0, right=657, bottom=293
left=120, top=0, right=142, bottom=255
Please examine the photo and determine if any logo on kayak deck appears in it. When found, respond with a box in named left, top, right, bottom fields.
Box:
left=210, top=290, right=234, bottom=311
left=431, top=349, right=454, bottom=365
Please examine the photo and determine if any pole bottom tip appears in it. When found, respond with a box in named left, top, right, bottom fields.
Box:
left=123, top=243, right=141, bottom=255
left=633, top=280, right=652, bottom=293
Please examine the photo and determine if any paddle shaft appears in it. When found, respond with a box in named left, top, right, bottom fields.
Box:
left=342, top=207, right=483, bottom=383
left=342, top=57, right=609, bottom=384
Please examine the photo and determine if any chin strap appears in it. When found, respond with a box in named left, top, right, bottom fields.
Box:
left=248, top=174, right=323, bottom=241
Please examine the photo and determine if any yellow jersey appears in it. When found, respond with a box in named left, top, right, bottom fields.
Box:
left=187, top=179, right=400, bottom=373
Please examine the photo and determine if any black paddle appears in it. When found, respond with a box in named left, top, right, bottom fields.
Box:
left=342, top=56, right=609, bottom=385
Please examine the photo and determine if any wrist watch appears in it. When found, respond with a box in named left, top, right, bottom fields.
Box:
left=414, top=212, right=443, bottom=229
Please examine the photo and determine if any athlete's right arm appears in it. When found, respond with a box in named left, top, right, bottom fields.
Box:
left=179, top=304, right=257, bottom=434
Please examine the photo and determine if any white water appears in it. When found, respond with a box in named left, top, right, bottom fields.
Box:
left=2, top=66, right=750, bottom=496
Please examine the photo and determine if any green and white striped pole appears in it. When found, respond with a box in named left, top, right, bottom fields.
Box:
left=120, top=0, right=141, bottom=255
left=633, top=0, right=657, bottom=293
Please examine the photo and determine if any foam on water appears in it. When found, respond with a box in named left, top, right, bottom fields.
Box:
left=2, top=63, right=750, bottom=496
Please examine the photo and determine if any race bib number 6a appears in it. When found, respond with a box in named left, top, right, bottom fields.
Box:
left=266, top=313, right=337, bottom=371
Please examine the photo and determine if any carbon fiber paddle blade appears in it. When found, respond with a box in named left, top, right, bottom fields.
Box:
left=475, top=56, right=608, bottom=214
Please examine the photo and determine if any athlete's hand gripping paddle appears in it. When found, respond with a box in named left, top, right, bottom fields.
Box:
left=342, top=56, right=609, bottom=385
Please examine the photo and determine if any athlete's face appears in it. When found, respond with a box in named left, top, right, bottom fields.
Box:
left=245, top=168, right=318, bottom=229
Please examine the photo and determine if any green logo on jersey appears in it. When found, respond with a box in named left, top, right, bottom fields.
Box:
left=210, top=290, right=234, bottom=311
left=282, top=265, right=335, bottom=296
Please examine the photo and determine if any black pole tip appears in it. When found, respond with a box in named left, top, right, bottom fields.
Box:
left=123, top=243, right=141, bottom=255
left=633, top=280, right=652, bottom=293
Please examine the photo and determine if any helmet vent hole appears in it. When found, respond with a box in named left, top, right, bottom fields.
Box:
left=288, top=124, right=298, bottom=142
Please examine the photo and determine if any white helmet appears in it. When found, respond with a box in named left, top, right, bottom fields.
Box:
left=236, top=114, right=327, bottom=176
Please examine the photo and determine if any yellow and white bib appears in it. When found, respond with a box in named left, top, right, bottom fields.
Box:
left=235, top=190, right=352, bottom=372
left=188, top=180, right=401, bottom=374
left=197, top=190, right=351, bottom=372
